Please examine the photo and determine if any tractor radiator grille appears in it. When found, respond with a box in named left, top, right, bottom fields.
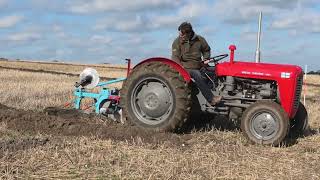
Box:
left=294, top=74, right=303, bottom=109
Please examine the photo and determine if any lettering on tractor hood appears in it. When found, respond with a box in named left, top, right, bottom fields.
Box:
left=241, top=71, right=272, bottom=77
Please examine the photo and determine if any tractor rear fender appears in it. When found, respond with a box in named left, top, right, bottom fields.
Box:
left=134, top=57, right=191, bottom=83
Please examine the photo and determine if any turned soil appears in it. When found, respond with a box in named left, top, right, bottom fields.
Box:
left=0, top=103, right=195, bottom=149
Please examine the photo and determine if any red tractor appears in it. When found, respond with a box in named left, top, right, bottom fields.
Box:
left=121, top=44, right=308, bottom=145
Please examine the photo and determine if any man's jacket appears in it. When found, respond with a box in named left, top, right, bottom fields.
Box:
left=171, top=34, right=211, bottom=69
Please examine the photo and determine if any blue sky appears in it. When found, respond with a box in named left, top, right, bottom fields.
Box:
left=0, top=0, right=319, bottom=70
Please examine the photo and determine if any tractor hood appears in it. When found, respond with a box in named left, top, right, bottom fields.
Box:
left=216, top=61, right=303, bottom=80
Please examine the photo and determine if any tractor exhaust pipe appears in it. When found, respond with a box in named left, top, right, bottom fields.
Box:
left=255, top=12, right=262, bottom=63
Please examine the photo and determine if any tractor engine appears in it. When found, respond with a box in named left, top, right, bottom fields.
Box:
left=204, top=76, right=278, bottom=121
left=220, top=76, right=277, bottom=100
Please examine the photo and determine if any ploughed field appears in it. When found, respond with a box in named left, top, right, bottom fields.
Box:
left=1, top=60, right=320, bottom=179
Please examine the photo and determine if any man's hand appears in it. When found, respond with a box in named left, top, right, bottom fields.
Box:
left=179, top=31, right=186, bottom=39
left=202, top=59, right=210, bottom=65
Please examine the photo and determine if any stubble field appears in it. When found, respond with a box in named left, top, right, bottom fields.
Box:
left=0, top=60, right=320, bottom=179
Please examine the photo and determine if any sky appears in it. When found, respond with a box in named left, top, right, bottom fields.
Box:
left=0, top=0, right=319, bottom=70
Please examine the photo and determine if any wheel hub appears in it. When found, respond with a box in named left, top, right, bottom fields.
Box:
left=137, top=82, right=171, bottom=118
left=145, top=93, right=159, bottom=109
left=131, top=78, right=173, bottom=125
left=251, top=112, right=279, bottom=140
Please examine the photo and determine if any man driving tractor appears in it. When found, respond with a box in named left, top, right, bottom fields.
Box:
left=171, top=22, right=222, bottom=105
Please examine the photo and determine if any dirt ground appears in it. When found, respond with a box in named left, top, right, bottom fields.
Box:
left=0, top=101, right=240, bottom=152
left=0, top=103, right=194, bottom=152
left=1, top=63, right=320, bottom=179
left=1, top=101, right=320, bottom=179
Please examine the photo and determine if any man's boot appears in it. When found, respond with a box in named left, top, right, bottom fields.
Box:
left=210, top=96, right=222, bottom=106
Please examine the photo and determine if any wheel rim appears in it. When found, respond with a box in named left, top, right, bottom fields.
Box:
left=131, top=77, right=174, bottom=125
left=249, top=111, right=280, bottom=140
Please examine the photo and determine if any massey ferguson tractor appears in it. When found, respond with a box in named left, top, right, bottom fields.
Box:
left=120, top=14, right=308, bottom=146
left=74, top=14, right=308, bottom=146
left=121, top=50, right=307, bottom=145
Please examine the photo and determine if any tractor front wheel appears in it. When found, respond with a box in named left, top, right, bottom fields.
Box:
left=290, top=102, right=309, bottom=137
left=241, top=101, right=289, bottom=146
left=121, top=61, right=192, bottom=132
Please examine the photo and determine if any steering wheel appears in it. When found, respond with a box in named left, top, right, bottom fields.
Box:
left=208, top=54, right=228, bottom=64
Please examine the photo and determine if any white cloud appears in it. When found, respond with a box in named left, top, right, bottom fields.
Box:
left=212, top=0, right=320, bottom=34
left=126, top=34, right=154, bottom=45
left=90, top=35, right=112, bottom=44
left=152, top=1, right=209, bottom=28
left=126, top=36, right=144, bottom=45
left=0, top=15, right=23, bottom=28
left=271, top=10, right=320, bottom=33
left=179, top=1, right=208, bottom=18
left=69, top=0, right=181, bottom=14
left=212, top=0, right=313, bottom=24
left=52, top=24, right=68, bottom=39
left=95, top=15, right=147, bottom=32
left=94, top=1, right=209, bottom=32
left=7, top=32, right=41, bottom=42
left=240, top=31, right=259, bottom=41
left=55, top=49, right=73, bottom=57
left=199, top=26, right=216, bottom=35
left=238, top=25, right=263, bottom=41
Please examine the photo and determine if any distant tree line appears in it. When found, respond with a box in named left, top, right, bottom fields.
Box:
left=308, top=70, right=320, bottom=75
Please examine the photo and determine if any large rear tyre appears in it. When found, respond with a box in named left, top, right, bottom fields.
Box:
left=121, top=61, right=192, bottom=132
left=290, top=102, right=309, bottom=136
left=241, top=101, right=289, bottom=146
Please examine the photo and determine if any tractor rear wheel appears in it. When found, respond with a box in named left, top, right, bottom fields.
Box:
left=121, top=61, right=192, bottom=132
left=290, top=102, right=309, bottom=137
left=241, top=101, right=289, bottom=146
